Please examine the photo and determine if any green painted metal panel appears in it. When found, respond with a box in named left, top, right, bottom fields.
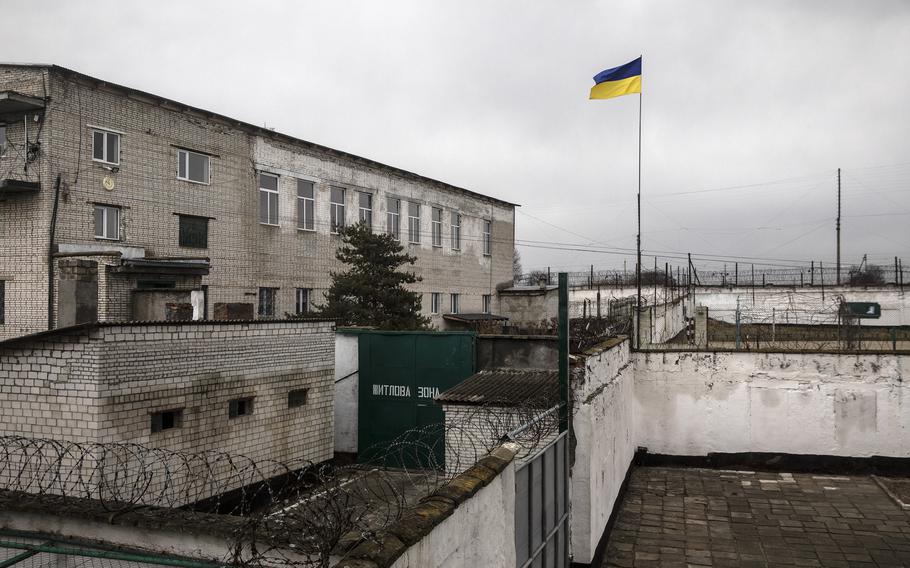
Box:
left=357, top=331, right=474, bottom=467
left=842, top=302, right=881, bottom=319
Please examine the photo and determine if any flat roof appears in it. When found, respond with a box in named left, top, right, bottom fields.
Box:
left=0, top=64, right=518, bottom=209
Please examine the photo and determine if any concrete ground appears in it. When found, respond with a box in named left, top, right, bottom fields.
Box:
left=603, top=467, right=910, bottom=567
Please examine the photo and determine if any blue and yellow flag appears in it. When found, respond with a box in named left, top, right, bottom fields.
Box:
left=590, top=57, right=641, bottom=100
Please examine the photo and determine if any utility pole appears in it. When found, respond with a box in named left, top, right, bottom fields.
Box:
left=836, top=167, right=842, bottom=285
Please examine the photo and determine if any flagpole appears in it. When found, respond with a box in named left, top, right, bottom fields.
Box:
left=635, top=88, right=642, bottom=349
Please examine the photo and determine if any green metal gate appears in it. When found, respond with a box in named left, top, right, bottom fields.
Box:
left=356, top=330, right=475, bottom=467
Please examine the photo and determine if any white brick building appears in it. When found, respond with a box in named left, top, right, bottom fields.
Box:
left=0, top=319, right=335, bottom=465
left=0, top=64, right=517, bottom=340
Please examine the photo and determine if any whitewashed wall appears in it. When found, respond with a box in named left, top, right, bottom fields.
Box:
left=334, top=332, right=360, bottom=454
left=569, top=338, right=636, bottom=565
left=634, top=350, right=909, bottom=458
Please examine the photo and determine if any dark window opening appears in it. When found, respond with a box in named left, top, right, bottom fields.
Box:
left=0, top=280, right=5, bottom=324
left=151, top=409, right=183, bottom=433
left=178, top=215, right=209, bottom=248
left=288, top=389, right=308, bottom=408
left=229, top=397, right=254, bottom=418
left=258, top=287, right=278, bottom=317
left=137, top=280, right=176, bottom=290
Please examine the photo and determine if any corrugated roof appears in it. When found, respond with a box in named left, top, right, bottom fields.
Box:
left=435, top=368, right=557, bottom=407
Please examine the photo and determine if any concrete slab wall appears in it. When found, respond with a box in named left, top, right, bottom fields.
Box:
left=634, top=350, right=909, bottom=458
left=334, top=332, right=359, bottom=454
left=569, top=338, right=636, bottom=565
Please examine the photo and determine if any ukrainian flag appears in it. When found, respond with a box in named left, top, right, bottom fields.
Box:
left=590, top=57, right=641, bottom=100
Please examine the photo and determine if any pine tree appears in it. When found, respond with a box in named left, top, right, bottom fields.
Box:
left=318, top=222, right=430, bottom=329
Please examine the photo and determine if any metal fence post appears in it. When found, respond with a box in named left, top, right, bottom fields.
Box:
left=558, top=273, right=569, bottom=434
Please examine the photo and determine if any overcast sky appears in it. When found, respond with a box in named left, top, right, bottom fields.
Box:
left=6, top=1, right=909, bottom=274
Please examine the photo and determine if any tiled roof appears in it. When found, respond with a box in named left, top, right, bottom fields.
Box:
left=435, top=368, right=557, bottom=407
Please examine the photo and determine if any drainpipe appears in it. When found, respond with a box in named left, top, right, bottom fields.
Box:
left=47, top=174, right=62, bottom=330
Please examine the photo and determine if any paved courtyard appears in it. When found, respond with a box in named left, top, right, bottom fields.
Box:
left=603, top=467, right=910, bottom=567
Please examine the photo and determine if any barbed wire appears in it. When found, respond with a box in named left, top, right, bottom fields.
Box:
left=0, top=395, right=562, bottom=568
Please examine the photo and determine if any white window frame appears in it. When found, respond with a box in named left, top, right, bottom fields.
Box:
left=295, top=288, right=311, bottom=315
left=451, top=212, right=461, bottom=251
left=259, top=172, right=280, bottom=226
left=408, top=202, right=421, bottom=244
left=450, top=293, right=460, bottom=314
left=358, top=192, right=373, bottom=228
left=258, top=287, right=278, bottom=317
left=483, top=219, right=492, bottom=256
left=430, top=292, right=441, bottom=314
left=483, top=294, right=492, bottom=314
left=431, top=207, right=443, bottom=247
left=93, top=204, right=120, bottom=241
left=297, top=179, right=316, bottom=231
left=91, top=128, right=121, bottom=165
left=330, top=187, right=346, bottom=234
left=0, top=124, right=7, bottom=158
left=387, top=197, right=400, bottom=241
left=177, top=149, right=211, bottom=185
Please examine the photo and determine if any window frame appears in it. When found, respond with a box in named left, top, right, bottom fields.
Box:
left=177, top=214, right=209, bottom=249
left=295, top=288, right=311, bottom=315
left=483, top=219, right=492, bottom=256
left=91, top=128, right=121, bottom=166
left=451, top=212, right=461, bottom=251
left=258, top=287, right=278, bottom=317
left=258, top=172, right=280, bottom=226
left=0, top=280, right=5, bottom=325
left=288, top=388, right=309, bottom=408
left=408, top=202, right=421, bottom=244
left=151, top=409, right=183, bottom=433
left=0, top=124, right=8, bottom=158
left=176, top=148, right=211, bottom=185
left=358, top=191, right=373, bottom=228
left=387, top=197, right=401, bottom=241
left=431, top=207, right=443, bottom=247
left=330, top=187, right=346, bottom=234
left=450, top=293, right=460, bottom=314
left=296, top=179, right=316, bottom=231
left=228, top=397, right=254, bottom=419
left=483, top=294, right=492, bottom=314
left=93, top=204, right=121, bottom=241
left=430, top=292, right=441, bottom=314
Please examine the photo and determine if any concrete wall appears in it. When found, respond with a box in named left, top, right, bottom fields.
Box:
left=334, top=332, right=359, bottom=454
left=385, top=447, right=518, bottom=568
left=569, top=338, right=636, bottom=565
left=694, top=286, right=910, bottom=326
left=498, top=286, right=558, bottom=327
left=476, top=335, right=557, bottom=370
left=634, top=350, right=910, bottom=458
left=638, top=295, right=687, bottom=346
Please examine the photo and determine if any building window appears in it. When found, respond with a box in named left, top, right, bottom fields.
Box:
left=91, top=129, right=120, bottom=165
left=387, top=197, right=400, bottom=240
left=483, top=220, right=492, bottom=256
left=430, top=292, right=441, bottom=314
left=330, top=187, right=346, bottom=233
left=483, top=294, right=492, bottom=314
left=431, top=207, right=443, bottom=247
left=408, top=202, right=420, bottom=244
left=1, top=124, right=8, bottom=157
left=450, top=293, right=460, bottom=314
left=151, top=409, right=183, bottom=433
left=228, top=397, right=254, bottom=418
left=297, top=179, right=315, bottom=231
left=93, top=205, right=120, bottom=240
left=258, top=287, right=278, bottom=317
left=259, top=173, right=279, bottom=226
left=451, top=212, right=461, bottom=251
left=288, top=388, right=309, bottom=408
left=178, top=215, right=208, bottom=248
left=0, top=280, right=5, bottom=325
left=295, top=288, right=311, bottom=315
left=358, top=192, right=373, bottom=228
left=177, top=149, right=210, bottom=184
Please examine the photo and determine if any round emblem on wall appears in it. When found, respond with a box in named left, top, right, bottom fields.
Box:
left=102, top=176, right=115, bottom=191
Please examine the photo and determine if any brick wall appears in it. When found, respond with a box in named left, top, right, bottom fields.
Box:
left=0, top=65, right=516, bottom=339
left=0, top=320, right=335, bottom=467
